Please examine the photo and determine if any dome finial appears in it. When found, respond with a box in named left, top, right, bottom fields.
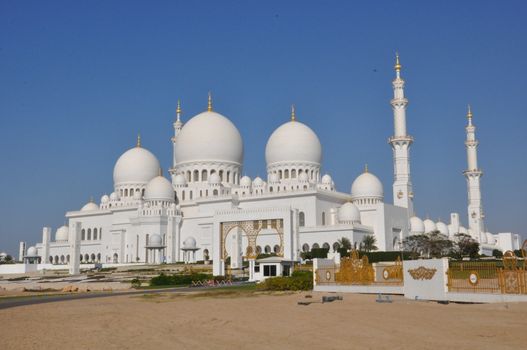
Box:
left=291, top=104, right=296, bottom=121
left=89, top=196, right=94, bottom=203
left=394, top=52, right=402, bottom=72
left=364, top=164, right=368, bottom=173
left=176, top=99, right=182, bottom=120
left=208, top=91, right=213, bottom=112
left=136, top=133, right=141, bottom=147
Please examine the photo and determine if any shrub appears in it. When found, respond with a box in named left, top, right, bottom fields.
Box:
left=492, top=249, right=503, bottom=258
left=257, top=270, right=313, bottom=291
left=149, top=272, right=213, bottom=286
left=130, top=278, right=142, bottom=288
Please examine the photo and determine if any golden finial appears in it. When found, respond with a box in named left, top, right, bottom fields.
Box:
left=394, top=52, right=402, bottom=72
left=291, top=104, right=296, bottom=121
left=136, top=133, right=141, bottom=147
left=364, top=164, right=369, bottom=173
left=467, top=104, right=473, bottom=119
left=176, top=99, right=182, bottom=115
left=207, top=92, right=212, bottom=112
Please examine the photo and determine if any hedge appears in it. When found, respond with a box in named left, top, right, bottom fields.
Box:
left=336, top=250, right=412, bottom=263
left=150, top=272, right=214, bottom=286
left=257, top=270, right=313, bottom=291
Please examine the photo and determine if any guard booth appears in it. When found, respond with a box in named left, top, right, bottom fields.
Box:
left=250, top=256, right=295, bottom=282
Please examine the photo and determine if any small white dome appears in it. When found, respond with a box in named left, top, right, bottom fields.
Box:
left=113, top=145, right=161, bottom=186
left=298, top=172, right=309, bottom=182
left=110, top=192, right=119, bottom=201
left=338, top=202, right=361, bottom=224
left=268, top=173, right=280, bottom=183
left=240, top=176, right=252, bottom=187
left=101, top=194, right=109, bottom=204
left=351, top=170, right=383, bottom=199
left=321, top=174, right=332, bottom=184
left=183, top=236, right=197, bottom=249
left=175, top=111, right=243, bottom=165
left=174, top=174, right=187, bottom=186
left=265, top=120, right=322, bottom=166
left=253, top=176, right=264, bottom=187
left=208, top=173, right=221, bottom=185
left=459, top=226, right=468, bottom=234
left=436, top=221, right=449, bottom=235
left=409, top=216, right=425, bottom=234
left=55, top=225, right=69, bottom=242
left=81, top=201, right=99, bottom=211
left=148, top=234, right=163, bottom=247
left=144, top=176, right=175, bottom=202
left=423, top=219, right=436, bottom=233
left=26, top=246, right=37, bottom=257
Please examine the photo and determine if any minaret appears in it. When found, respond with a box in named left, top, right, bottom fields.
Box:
left=389, top=53, right=414, bottom=214
left=463, top=105, right=485, bottom=242
left=171, top=100, right=183, bottom=169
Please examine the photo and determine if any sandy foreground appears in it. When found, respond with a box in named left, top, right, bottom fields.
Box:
left=1, top=291, right=526, bottom=350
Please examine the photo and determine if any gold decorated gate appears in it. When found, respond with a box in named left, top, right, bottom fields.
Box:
left=220, top=219, right=284, bottom=260
left=447, top=246, right=527, bottom=294
left=315, top=250, right=403, bottom=286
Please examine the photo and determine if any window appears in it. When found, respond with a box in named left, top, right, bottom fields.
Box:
left=299, top=212, right=305, bottom=227
left=284, top=169, right=289, bottom=179
left=291, top=169, right=296, bottom=178
left=333, top=242, right=340, bottom=252
left=263, top=265, right=277, bottom=277
left=312, top=243, right=320, bottom=249
left=322, top=212, right=326, bottom=225
left=81, top=229, right=85, bottom=240
left=264, top=245, right=271, bottom=254
left=302, top=243, right=310, bottom=252
left=99, top=228, right=102, bottom=240
left=273, top=245, right=280, bottom=254
left=219, top=170, right=224, bottom=181
left=193, top=170, right=199, bottom=182
left=93, top=228, right=98, bottom=240
left=201, top=169, right=207, bottom=181
left=87, top=229, right=91, bottom=240
left=323, top=242, right=330, bottom=250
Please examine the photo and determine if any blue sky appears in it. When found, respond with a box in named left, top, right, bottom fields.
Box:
left=1, top=0, right=526, bottom=255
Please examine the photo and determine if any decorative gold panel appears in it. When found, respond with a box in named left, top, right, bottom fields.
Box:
left=408, top=266, right=437, bottom=280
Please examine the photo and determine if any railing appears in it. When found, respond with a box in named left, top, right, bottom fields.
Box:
left=447, top=251, right=527, bottom=295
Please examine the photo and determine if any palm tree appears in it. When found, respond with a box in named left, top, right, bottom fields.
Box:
left=361, top=235, right=378, bottom=252
left=337, top=237, right=352, bottom=251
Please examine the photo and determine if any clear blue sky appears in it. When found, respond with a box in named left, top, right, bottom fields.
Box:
left=1, top=0, right=526, bottom=255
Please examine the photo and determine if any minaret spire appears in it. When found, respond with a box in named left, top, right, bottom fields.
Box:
left=136, top=133, right=141, bottom=147
left=170, top=99, right=184, bottom=178
left=208, top=92, right=213, bottom=112
left=389, top=52, right=414, bottom=215
left=463, top=105, right=485, bottom=243
left=176, top=99, right=182, bottom=122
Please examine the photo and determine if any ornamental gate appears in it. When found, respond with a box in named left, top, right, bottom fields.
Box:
left=315, top=250, right=404, bottom=286
left=447, top=246, right=527, bottom=295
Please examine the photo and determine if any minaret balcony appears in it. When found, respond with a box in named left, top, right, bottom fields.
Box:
left=388, top=135, right=414, bottom=144
left=463, top=169, right=483, bottom=177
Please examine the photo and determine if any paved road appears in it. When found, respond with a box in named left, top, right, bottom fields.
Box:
left=0, top=284, right=244, bottom=310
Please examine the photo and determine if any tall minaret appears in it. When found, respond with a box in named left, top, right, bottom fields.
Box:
left=171, top=100, right=183, bottom=169
left=463, top=105, right=485, bottom=242
left=389, top=53, right=414, bottom=214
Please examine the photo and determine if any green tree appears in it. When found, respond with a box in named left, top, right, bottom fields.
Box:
left=453, top=233, right=480, bottom=259
left=337, top=237, right=352, bottom=251
left=361, top=235, right=378, bottom=252
left=402, top=232, right=453, bottom=258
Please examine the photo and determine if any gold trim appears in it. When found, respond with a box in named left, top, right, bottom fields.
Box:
left=408, top=266, right=437, bottom=280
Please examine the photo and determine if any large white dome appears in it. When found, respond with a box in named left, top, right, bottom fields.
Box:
left=144, top=176, right=175, bottom=202
left=175, top=111, right=243, bottom=165
left=148, top=234, right=163, bottom=247
left=113, top=145, right=161, bottom=186
left=80, top=201, right=99, bottom=211
left=26, top=246, right=38, bottom=257
left=55, top=225, right=69, bottom=242
left=351, top=171, right=383, bottom=199
left=423, top=219, right=436, bottom=233
left=265, top=121, right=322, bottom=166
left=436, top=221, right=449, bottom=235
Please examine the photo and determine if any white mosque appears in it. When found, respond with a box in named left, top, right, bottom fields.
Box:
left=19, top=55, right=521, bottom=275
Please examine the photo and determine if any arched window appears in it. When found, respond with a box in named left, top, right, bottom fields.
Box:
left=213, top=189, right=218, bottom=196
left=142, top=189, right=145, bottom=197
left=87, top=229, right=91, bottom=240
left=219, top=170, right=224, bottom=181
left=201, top=169, right=207, bottom=181
left=125, top=188, right=128, bottom=197
left=81, top=229, right=85, bottom=240
left=256, top=246, right=262, bottom=255
left=186, top=171, right=191, bottom=182
left=322, top=242, right=330, bottom=250
left=99, top=228, right=102, bottom=240
left=273, top=245, right=280, bottom=254
left=113, top=253, right=118, bottom=263
left=200, top=190, right=203, bottom=197
left=302, top=243, right=310, bottom=252
left=80, top=254, right=83, bottom=262
left=182, top=191, right=186, bottom=200
left=291, top=169, right=296, bottom=178
left=97, top=253, right=101, bottom=262
left=84, top=254, right=89, bottom=262
left=48, top=256, right=53, bottom=263
left=66, top=255, right=70, bottom=263
left=284, top=169, right=289, bottom=179
left=279, top=170, right=283, bottom=179
left=93, top=228, right=98, bottom=240
left=321, top=212, right=326, bottom=226
left=90, top=253, right=96, bottom=262
left=190, top=191, right=193, bottom=200
left=299, top=212, right=305, bottom=227
left=269, top=187, right=273, bottom=192
left=227, top=171, right=231, bottom=183
left=130, top=188, right=134, bottom=196
left=333, top=242, right=340, bottom=252
left=193, top=170, right=199, bottom=182
left=60, top=255, right=65, bottom=263
left=203, top=249, right=210, bottom=261
left=264, top=245, right=271, bottom=254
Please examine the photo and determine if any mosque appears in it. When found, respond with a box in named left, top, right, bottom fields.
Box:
left=20, top=55, right=521, bottom=275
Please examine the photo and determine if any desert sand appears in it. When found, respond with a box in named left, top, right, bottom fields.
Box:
left=1, top=291, right=526, bottom=350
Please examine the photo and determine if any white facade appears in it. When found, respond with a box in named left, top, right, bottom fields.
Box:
left=19, top=55, right=521, bottom=275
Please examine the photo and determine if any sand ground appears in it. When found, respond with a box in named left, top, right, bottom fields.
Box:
left=1, top=291, right=526, bottom=350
